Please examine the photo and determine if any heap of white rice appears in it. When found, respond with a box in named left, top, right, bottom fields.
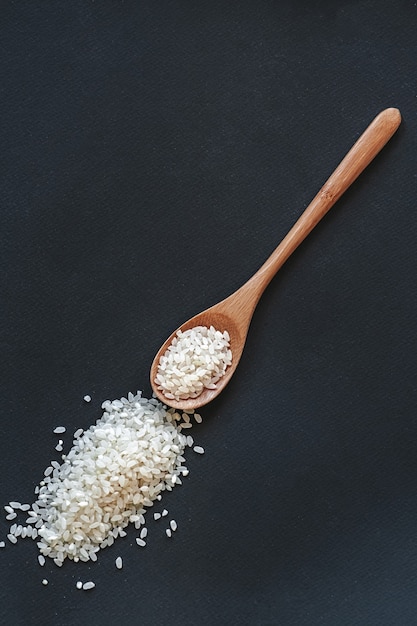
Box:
left=6, top=392, right=200, bottom=566
left=155, top=325, right=232, bottom=401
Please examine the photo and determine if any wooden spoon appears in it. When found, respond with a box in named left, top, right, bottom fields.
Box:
left=150, top=108, right=401, bottom=410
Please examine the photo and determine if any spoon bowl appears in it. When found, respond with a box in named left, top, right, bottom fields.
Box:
left=151, top=108, right=401, bottom=410
left=150, top=307, right=246, bottom=410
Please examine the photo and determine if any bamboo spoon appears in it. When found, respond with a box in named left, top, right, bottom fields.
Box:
left=150, top=108, right=401, bottom=410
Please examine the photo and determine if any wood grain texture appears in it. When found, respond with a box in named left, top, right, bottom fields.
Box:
left=150, top=108, right=401, bottom=410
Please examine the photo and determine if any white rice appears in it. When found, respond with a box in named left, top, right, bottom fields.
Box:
left=42, top=579, right=48, bottom=585
left=83, top=581, right=95, bottom=590
left=169, top=520, right=177, bottom=532
left=53, top=427, right=66, bottom=434
left=165, top=528, right=172, bottom=538
left=83, top=395, right=92, bottom=403
left=155, top=325, right=232, bottom=401
left=76, top=581, right=83, bottom=589
left=2, top=390, right=205, bottom=575
left=21, top=393, right=193, bottom=564
left=193, top=446, right=205, bottom=454
left=0, top=541, right=5, bottom=548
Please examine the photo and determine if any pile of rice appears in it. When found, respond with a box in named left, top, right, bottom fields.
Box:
left=3, top=392, right=203, bottom=566
left=155, top=325, right=232, bottom=401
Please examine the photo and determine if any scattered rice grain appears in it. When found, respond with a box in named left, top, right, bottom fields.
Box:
left=83, top=581, right=95, bottom=590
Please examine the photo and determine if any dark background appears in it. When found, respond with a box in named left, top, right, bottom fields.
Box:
left=1, top=1, right=416, bottom=624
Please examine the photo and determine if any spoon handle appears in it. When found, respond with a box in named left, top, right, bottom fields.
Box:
left=242, top=107, right=401, bottom=299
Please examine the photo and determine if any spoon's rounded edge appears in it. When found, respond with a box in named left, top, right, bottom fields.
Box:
left=150, top=310, right=248, bottom=411
left=385, top=107, right=401, bottom=129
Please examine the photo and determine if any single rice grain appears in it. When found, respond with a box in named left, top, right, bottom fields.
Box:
left=83, top=581, right=95, bottom=590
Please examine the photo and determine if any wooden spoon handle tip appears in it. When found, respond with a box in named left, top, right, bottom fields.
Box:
left=245, top=107, right=401, bottom=295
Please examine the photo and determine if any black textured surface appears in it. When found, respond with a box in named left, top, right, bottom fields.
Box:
left=1, top=2, right=417, bottom=625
